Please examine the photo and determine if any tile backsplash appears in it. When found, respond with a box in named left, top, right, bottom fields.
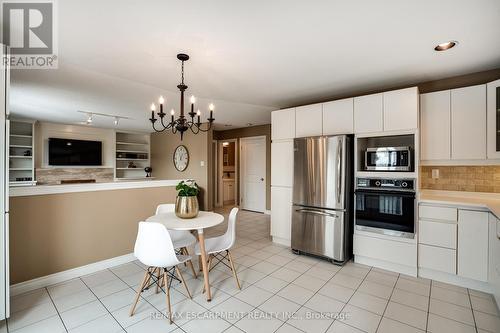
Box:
left=420, top=166, right=500, bottom=193
left=36, top=168, right=114, bottom=185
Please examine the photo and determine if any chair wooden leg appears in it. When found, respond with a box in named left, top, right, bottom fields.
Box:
left=198, top=255, right=203, bottom=272
left=181, top=248, right=187, bottom=267
left=183, top=248, right=198, bottom=278
left=176, top=266, right=192, bottom=299
left=163, top=269, right=173, bottom=324
left=227, top=250, right=241, bottom=290
left=155, top=268, right=161, bottom=294
left=129, top=268, right=150, bottom=316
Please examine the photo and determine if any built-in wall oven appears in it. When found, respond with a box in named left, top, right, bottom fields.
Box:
left=355, top=178, right=415, bottom=239
left=365, top=146, right=412, bottom=171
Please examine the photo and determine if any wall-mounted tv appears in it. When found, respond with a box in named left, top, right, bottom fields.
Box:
left=48, top=138, right=102, bottom=166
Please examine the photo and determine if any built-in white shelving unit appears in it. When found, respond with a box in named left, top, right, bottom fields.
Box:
left=114, top=131, right=153, bottom=180
left=9, top=120, right=36, bottom=186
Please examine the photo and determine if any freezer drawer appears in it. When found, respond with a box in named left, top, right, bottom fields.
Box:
left=291, top=205, right=345, bottom=262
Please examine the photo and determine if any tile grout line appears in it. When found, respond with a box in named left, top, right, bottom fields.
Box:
left=106, top=264, right=191, bottom=331
left=426, top=280, right=432, bottom=332
left=267, top=256, right=345, bottom=333
left=467, top=288, right=479, bottom=333
left=45, top=286, right=69, bottom=333
left=322, top=265, right=375, bottom=333
left=374, top=273, right=400, bottom=333
left=79, top=274, right=129, bottom=332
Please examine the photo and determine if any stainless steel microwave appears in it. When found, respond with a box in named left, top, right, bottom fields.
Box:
left=365, top=146, right=412, bottom=171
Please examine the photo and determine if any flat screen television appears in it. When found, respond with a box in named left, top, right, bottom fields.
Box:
left=48, top=138, right=102, bottom=166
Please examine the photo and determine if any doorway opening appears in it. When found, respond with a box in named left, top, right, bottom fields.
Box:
left=216, top=139, right=238, bottom=209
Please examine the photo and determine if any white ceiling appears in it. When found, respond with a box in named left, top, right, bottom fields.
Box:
left=10, top=0, right=500, bottom=131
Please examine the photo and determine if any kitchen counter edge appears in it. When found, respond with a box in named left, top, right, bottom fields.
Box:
left=9, top=179, right=184, bottom=197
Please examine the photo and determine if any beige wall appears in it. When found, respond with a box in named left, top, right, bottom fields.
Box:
left=150, top=130, right=211, bottom=210
left=9, top=186, right=177, bottom=284
left=214, top=125, right=271, bottom=210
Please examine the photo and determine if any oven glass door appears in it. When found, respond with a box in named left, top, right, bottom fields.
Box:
left=366, top=150, right=409, bottom=170
left=355, top=189, right=415, bottom=234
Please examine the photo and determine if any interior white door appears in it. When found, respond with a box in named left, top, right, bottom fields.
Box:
left=240, top=136, right=266, bottom=213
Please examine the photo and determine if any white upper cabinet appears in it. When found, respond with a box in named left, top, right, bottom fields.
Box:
left=322, top=98, right=354, bottom=135
left=354, top=93, right=383, bottom=134
left=458, top=210, right=489, bottom=282
left=487, top=79, right=500, bottom=159
left=383, top=87, right=419, bottom=131
left=451, top=85, right=486, bottom=160
left=420, top=90, right=451, bottom=160
left=295, top=103, right=322, bottom=137
left=271, top=140, right=294, bottom=187
left=271, top=108, right=295, bottom=141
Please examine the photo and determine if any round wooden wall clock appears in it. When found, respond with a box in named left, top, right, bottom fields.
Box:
left=173, top=145, right=189, bottom=172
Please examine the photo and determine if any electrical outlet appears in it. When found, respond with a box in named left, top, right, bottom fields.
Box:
left=200, top=160, right=205, bottom=167
left=432, top=169, right=439, bottom=179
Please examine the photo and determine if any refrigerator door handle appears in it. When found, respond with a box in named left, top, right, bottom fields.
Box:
left=336, top=138, right=342, bottom=205
left=295, top=208, right=339, bottom=219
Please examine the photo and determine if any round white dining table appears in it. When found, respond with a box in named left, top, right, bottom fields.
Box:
left=146, top=211, right=224, bottom=301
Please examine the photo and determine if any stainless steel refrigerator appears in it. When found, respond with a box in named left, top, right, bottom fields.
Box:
left=0, top=44, right=10, bottom=319
left=291, top=135, right=353, bottom=264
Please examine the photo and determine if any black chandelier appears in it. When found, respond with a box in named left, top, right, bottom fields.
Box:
left=149, top=53, right=215, bottom=140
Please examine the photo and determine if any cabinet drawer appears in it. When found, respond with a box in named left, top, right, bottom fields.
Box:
left=419, top=205, right=457, bottom=222
left=418, top=244, right=456, bottom=274
left=419, top=220, right=457, bottom=249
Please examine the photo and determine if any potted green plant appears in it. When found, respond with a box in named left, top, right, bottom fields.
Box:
left=175, top=180, right=199, bottom=218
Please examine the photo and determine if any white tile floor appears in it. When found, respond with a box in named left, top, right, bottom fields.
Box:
left=3, top=208, right=500, bottom=333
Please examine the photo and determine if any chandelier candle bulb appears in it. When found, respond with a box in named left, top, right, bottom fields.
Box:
left=171, top=109, right=175, bottom=123
left=150, top=103, right=156, bottom=121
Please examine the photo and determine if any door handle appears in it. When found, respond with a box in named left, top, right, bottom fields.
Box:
left=295, top=208, right=338, bottom=218
left=337, top=138, right=342, bottom=205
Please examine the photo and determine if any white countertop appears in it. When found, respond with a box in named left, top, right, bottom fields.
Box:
left=9, top=179, right=183, bottom=197
left=419, top=189, right=500, bottom=218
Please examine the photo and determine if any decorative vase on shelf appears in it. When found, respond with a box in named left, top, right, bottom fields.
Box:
left=175, top=180, right=200, bottom=219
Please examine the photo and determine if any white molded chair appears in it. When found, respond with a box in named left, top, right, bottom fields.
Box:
left=130, top=222, right=192, bottom=324
left=194, top=207, right=241, bottom=290
left=155, top=204, right=197, bottom=278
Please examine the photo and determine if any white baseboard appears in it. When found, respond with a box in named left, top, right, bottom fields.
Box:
left=272, top=236, right=291, bottom=247
left=264, top=210, right=271, bottom=215
left=419, top=268, right=492, bottom=294
left=10, top=253, right=136, bottom=297
left=355, top=255, right=418, bottom=277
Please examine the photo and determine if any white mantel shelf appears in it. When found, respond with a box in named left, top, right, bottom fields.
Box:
left=10, top=179, right=183, bottom=197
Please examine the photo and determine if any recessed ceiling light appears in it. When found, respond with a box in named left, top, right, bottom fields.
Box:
left=246, top=123, right=253, bottom=126
left=434, top=41, right=458, bottom=51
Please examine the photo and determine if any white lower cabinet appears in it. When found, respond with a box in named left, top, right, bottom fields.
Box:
left=270, top=186, right=292, bottom=243
left=488, top=213, right=500, bottom=305
left=418, top=203, right=490, bottom=284
left=458, top=210, right=489, bottom=282
left=418, top=244, right=456, bottom=274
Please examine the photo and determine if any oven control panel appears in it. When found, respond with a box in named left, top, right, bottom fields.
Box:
left=357, top=178, right=415, bottom=190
